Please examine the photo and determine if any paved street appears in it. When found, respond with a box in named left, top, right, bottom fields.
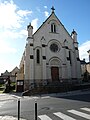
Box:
left=0, top=90, right=90, bottom=120
left=0, top=93, right=25, bottom=120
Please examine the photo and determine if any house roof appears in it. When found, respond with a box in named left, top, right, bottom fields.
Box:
left=11, top=66, right=19, bottom=74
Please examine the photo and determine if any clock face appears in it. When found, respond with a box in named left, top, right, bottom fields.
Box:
left=50, top=43, right=58, bottom=52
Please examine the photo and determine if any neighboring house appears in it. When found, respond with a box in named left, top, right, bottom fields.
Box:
left=80, top=59, right=87, bottom=78
left=17, top=7, right=81, bottom=91
left=87, top=62, right=90, bottom=74
left=0, top=70, right=11, bottom=83
left=10, top=67, right=19, bottom=82
left=0, top=67, right=19, bottom=83
left=16, top=55, right=24, bottom=92
left=81, top=50, right=90, bottom=81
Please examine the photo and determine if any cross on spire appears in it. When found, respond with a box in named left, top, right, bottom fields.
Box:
left=51, top=6, right=55, bottom=13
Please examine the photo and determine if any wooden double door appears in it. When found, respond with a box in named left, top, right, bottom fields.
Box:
left=51, top=67, right=59, bottom=81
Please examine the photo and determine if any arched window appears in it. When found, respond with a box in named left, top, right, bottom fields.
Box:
left=37, top=49, right=40, bottom=64
left=51, top=23, right=56, bottom=33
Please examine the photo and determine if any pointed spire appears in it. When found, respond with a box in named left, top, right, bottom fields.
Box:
left=71, top=29, right=77, bottom=42
left=87, top=50, right=90, bottom=62
left=72, top=29, right=77, bottom=35
left=51, top=6, right=55, bottom=13
left=27, top=22, right=33, bottom=29
left=27, top=22, right=33, bottom=38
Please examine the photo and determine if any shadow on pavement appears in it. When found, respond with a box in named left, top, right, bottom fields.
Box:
left=55, top=92, right=90, bottom=102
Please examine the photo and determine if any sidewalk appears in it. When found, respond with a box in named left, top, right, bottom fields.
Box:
left=0, top=93, right=26, bottom=120
left=0, top=115, right=26, bottom=120
left=0, top=93, right=22, bottom=101
left=37, top=89, right=90, bottom=98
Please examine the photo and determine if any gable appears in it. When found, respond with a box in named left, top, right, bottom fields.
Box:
left=33, top=11, right=72, bottom=40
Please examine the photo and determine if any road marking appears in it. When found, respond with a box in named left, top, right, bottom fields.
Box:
left=81, top=107, right=90, bottom=112
left=38, top=107, right=90, bottom=120
left=38, top=115, right=52, bottom=120
left=54, top=112, right=76, bottom=120
left=68, top=109, right=90, bottom=120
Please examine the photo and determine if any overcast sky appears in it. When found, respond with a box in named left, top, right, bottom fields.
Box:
left=0, top=0, right=90, bottom=74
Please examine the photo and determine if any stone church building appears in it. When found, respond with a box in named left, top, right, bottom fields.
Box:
left=17, top=7, right=81, bottom=91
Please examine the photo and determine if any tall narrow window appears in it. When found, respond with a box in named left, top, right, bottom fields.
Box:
left=51, top=24, right=53, bottom=32
left=69, top=51, right=72, bottom=65
left=51, top=23, right=56, bottom=33
left=37, top=49, right=40, bottom=64
left=54, top=24, right=56, bottom=32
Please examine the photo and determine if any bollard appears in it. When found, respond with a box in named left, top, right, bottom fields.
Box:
left=18, top=99, right=20, bottom=120
left=35, top=101, right=37, bottom=120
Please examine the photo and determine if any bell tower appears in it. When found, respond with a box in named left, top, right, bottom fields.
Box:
left=71, top=29, right=81, bottom=79
left=24, top=23, right=34, bottom=90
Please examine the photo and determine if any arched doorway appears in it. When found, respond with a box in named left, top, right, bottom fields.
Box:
left=49, top=58, right=61, bottom=82
left=51, top=67, right=59, bottom=81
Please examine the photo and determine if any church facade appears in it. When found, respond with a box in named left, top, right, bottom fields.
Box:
left=18, top=7, right=81, bottom=90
